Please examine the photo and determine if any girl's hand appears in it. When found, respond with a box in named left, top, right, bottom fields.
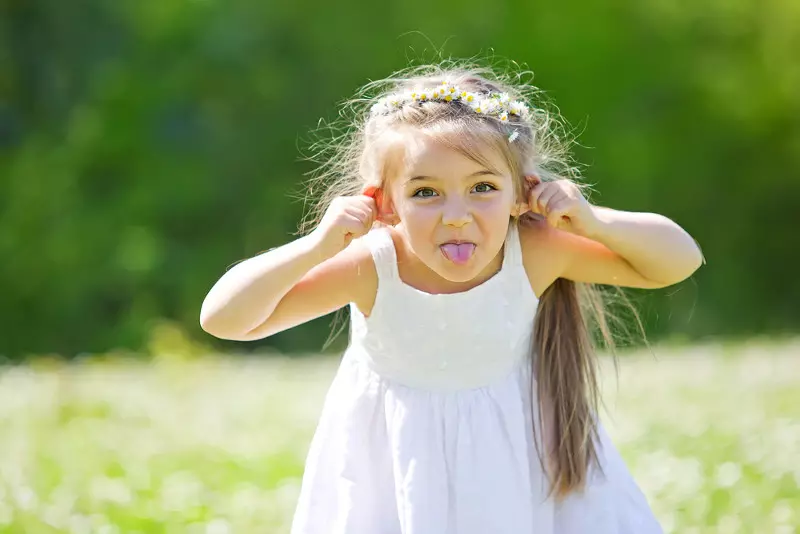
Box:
left=523, top=176, right=600, bottom=236
left=311, top=193, right=377, bottom=258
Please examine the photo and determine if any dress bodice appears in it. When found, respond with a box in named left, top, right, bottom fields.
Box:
left=348, top=223, right=540, bottom=391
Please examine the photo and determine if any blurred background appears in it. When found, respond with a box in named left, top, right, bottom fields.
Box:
left=0, top=0, right=798, bottom=532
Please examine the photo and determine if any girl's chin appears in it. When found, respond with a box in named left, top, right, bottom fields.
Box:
left=432, top=257, right=485, bottom=282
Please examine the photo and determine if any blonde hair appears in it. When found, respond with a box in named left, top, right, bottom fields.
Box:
left=300, top=59, right=642, bottom=498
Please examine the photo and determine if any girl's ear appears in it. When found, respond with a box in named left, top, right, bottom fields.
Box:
left=512, top=173, right=542, bottom=217
left=378, top=195, right=400, bottom=225
left=363, top=185, right=400, bottom=225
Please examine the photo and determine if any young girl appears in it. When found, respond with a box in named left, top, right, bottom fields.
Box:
left=200, top=62, right=703, bottom=533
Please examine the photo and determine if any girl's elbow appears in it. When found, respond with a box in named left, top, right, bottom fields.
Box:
left=199, top=305, right=242, bottom=340
left=199, top=313, right=232, bottom=340
left=666, top=253, right=704, bottom=286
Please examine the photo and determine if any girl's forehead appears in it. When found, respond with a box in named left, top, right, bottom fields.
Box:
left=390, top=127, right=512, bottom=179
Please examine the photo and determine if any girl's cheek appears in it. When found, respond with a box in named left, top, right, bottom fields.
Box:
left=473, top=196, right=508, bottom=215
left=404, top=202, right=438, bottom=218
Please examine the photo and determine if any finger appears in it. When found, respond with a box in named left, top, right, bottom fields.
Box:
left=537, top=186, right=561, bottom=215
left=361, top=186, right=385, bottom=222
left=546, top=200, right=571, bottom=228
left=524, top=175, right=542, bottom=208
left=527, top=183, right=546, bottom=214
left=349, top=205, right=375, bottom=223
left=543, top=191, right=569, bottom=213
left=362, top=186, right=382, bottom=207
left=347, top=196, right=378, bottom=221
left=343, top=220, right=371, bottom=241
left=353, top=196, right=377, bottom=213
left=361, top=204, right=377, bottom=228
left=342, top=208, right=371, bottom=232
left=514, top=202, right=531, bottom=217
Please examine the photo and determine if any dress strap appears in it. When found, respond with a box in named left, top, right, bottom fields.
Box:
left=503, top=222, right=524, bottom=267
left=363, top=226, right=400, bottom=282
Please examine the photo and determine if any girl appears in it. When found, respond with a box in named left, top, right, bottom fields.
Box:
left=200, top=62, right=703, bottom=533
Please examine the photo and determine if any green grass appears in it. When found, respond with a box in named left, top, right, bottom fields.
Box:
left=0, top=340, right=798, bottom=533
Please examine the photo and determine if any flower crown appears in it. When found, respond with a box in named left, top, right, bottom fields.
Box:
left=369, top=81, right=532, bottom=124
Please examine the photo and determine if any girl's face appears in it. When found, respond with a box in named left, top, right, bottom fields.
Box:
left=385, top=132, right=520, bottom=284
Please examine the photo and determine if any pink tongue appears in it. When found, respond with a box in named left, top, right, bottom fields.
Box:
left=441, top=243, right=475, bottom=264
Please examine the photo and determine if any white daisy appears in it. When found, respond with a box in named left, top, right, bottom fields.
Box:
left=512, top=102, right=530, bottom=118
left=483, top=99, right=500, bottom=114
left=368, top=84, right=534, bottom=125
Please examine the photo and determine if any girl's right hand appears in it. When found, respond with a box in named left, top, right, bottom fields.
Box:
left=311, top=194, right=378, bottom=259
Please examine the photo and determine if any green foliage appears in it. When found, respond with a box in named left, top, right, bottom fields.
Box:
left=0, top=342, right=797, bottom=531
left=0, top=0, right=798, bottom=358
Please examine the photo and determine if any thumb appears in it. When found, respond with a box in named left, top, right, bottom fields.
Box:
left=513, top=202, right=532, bottom=217
left=362, top=185, right=387, bottom=223
left=547, top=208, right=569, bottom=228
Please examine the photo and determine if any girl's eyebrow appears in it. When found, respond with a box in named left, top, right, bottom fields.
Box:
left=406, top=169, right=497, bottom=183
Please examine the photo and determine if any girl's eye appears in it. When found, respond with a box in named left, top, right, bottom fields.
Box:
left=412, top=187, right=438, bottom=198
left=472, top=182, right=497, bottom=193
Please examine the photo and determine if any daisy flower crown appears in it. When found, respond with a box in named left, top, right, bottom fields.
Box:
left=369, top=81, right=532, bottom=126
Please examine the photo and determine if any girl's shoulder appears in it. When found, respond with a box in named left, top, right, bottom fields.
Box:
left=518, top=220, right=574, bottom=298
left=342, top=234, right=381, bottom=316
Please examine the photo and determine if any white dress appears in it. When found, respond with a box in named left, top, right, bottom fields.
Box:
left=290, top=224, right=663, bottom=534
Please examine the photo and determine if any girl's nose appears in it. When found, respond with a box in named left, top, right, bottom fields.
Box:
left=441, top=198, right=472, bottom=228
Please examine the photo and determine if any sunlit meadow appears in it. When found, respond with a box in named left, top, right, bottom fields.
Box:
left=0, top=339, right=798, bottom=533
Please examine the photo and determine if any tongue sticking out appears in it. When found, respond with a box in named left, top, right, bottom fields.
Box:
left=440, top=243, right=476, bottom=265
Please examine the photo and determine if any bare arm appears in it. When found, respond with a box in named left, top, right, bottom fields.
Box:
left=522, top=177, right=703, bottom=291
left=566, top=206, right=704, bottom=287
left=200, top=234, right=377, bottom=341
left=521, top=208, right=703, bottom=296
left=200, top=194, right=380, bottom=341
left=200, top=233, right=326, bottom=339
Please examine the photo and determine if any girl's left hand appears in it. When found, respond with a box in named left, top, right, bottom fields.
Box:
left=522, top=175, right=599, bottom=236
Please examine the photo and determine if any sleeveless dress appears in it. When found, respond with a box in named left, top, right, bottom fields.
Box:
left=290, top=224, right=663, bottom=534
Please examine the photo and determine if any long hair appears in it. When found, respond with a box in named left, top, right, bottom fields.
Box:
left=300, top=58, right=644, bottom=497
left=535, top=267, right=649, bottom=497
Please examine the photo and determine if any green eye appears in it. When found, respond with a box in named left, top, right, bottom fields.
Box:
left=473, top=182, right=497, bottom=193
left=412, top=187, right=437, bottom=198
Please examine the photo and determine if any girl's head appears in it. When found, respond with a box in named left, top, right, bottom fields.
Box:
left=304, top=64, right=583, bottom=283
left=304, top=60, right=634, bottom=498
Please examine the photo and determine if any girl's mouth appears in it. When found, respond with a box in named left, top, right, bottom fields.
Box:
left=439, top=242, right=476, bottom=265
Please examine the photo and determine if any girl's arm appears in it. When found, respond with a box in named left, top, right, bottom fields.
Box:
left=200, top=234, right=324, bottom=338
left=200, top=194, right=379, bottom=341
left=200, top=236, right=376, bottom=341
left=523, top=208, right=702, bottom=294
left=521, top=178, right=703, bottom=292
left=577, top=207, right=704, bottom=286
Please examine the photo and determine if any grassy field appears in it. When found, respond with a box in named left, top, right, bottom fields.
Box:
left=0, top=340, right=798, bottom=533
